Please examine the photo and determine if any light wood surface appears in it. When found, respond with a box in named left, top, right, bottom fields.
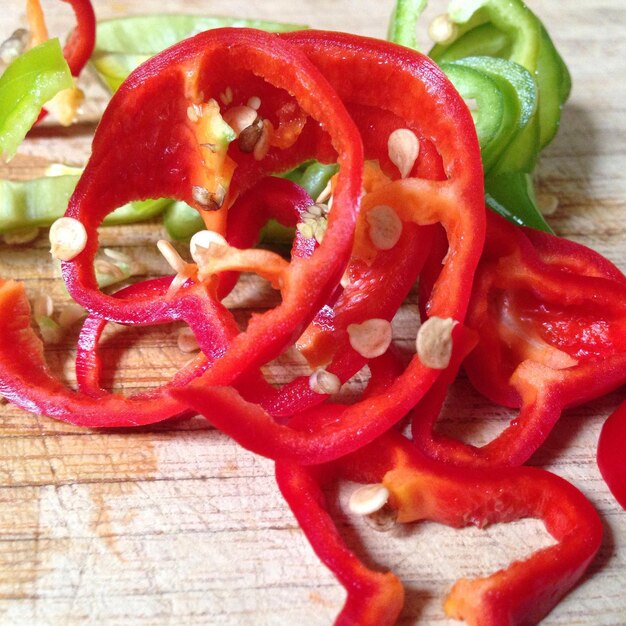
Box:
left=1, top=1, right=625, bottom=624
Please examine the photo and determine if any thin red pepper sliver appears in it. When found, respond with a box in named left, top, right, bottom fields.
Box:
left=276, top=427, right=602, bottom=626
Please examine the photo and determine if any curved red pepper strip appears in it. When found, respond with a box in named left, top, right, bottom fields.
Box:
left=171, top=31, right=485, bottom=462
left=60, top=0, right=96, bottom=76
left=413, top=212, right=626, bottom=467
left=597, top=399, right=626, bottom=510
left=35, top=0, right=96, bottom=124
left=62, top=28, right=363, bottom=395
left=76, top=278, right=213, bottom=398
left=276, top=427, right=602, bottom=626
left=75, top=175, right=313, bottom=405
left=0, top=278, right=237, bottom=427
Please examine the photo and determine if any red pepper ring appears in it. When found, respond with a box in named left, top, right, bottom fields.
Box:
left=412, top=213, right=626, bottom=468
left=0, top=278, right=237, bottom=427
left=32, top=0, right=96, bottom=125
left=170, top=32, right=485, bottom=463
left=62, top=27, right=363, bottom=386
left=597, top=399, right=626, bottom=510
left=276, top=428, right=603, bottom=626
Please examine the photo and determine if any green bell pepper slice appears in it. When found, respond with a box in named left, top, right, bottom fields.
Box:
left=0, top=172, right=170, bottom=235
left=453, top=56, right=539, bottom=175
left=91, top=14, right=307, bottom=92
left=429, top=0, right=571, bottom=149
left=0, top=38, right=73, bottom=161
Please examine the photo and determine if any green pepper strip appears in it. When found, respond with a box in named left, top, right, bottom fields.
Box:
left=0, top=174, right=170, bottom=236
left=429, top=0, right=571, bottom=150
left=0, top=38, right=73, bottom=161
left=386, top=0, right=427, bottom=50
left=388, top=0, right=559, bottom=232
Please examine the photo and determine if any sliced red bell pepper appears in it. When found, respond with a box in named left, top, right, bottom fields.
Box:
left=62, top=28, right=363, bottom=393
left=597, top=399, right=626, bottom=510
left=413, top=211, right=626, bottom=467
left=28, top=0, right=96, bottom=124
left=171, top=30, right=485, bottom=463
left=276, top=427, right=602, bottom=626
left=0, top=277, right=235, bottom=427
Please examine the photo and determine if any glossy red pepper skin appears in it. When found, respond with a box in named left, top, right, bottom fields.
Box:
left=171, top=30, right=485, bottom=464
left=36, top=0, right=96, bottom=124
left=597, top=399, right=626, bottom=510
left=0, top=278, right=235, bottom=427
left=60, top=0, right=96, bottom=77
left=62, top=28, right=363, bottom=390
left=276, top=428, right=602, bottom=626
left=413, top=212, right=626, bottom=468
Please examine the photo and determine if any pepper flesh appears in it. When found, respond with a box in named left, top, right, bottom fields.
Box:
left=276, top=427, right=602, bottom=626
left=413, top=212, right=626, bottom=468
left=171, top=28, right=485, bottom=464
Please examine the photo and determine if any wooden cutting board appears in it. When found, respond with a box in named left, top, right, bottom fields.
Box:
left=1, top=1, right=624, bottom=624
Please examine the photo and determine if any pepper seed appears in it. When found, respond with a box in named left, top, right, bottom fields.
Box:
left=388, top=128, right=420, bottom=179
left=416, top=316, right=457, bottom=369
left=347, top=318, right=393, bottom=358
left=49, top=217, right=88, bottom=261
left=309, top=369, right=341, bottom=395
left=348, top=483, right=390, bottom=516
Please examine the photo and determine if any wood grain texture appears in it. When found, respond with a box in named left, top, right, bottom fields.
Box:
left=1, top=1, right=625, bottom=624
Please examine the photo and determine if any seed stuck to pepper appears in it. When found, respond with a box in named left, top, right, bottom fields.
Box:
left=238, top=118, right=264, bottom=153
left=189, top=230, right=228, bottom=264
left=348, top=483, right=390, bottom=515
left=247, top=96, right=261, bottom=110
left=388, top=128, right=420, bottom=179
left=192, top=184, right=225, bottom=211
left=428, top=14, right=458, bottom=44
left=297, top=203, right=330, bottom=244
left=366, top=204, right=403, bottom=250
left=309, top=368, right=342, bottom=395
left=253, top=120, right=271, bottom=161
left=177, top=327, right=200, bottom=353
left=416, top=316, right=457, bottom=369
left=347, top=318, right=393, bottom=358
left=49, top=217, right=88, bottom=261
left=223, top=105, right=258, bottom=136
left=186, top=103, right=203, bottom=123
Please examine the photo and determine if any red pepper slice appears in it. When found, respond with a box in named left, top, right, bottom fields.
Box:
left=30, top=0, right=96, bottom=124
left=276, top=427, right=602, bottom=626
left=0, top=278, right=234, bottom=427
left=597, top=399, right=626, bottom=509
left=62, top=28, right=363, bottom=392
left=172, top=30, right=485, bottom=463
left=413, top=212, right=626, bottom=467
